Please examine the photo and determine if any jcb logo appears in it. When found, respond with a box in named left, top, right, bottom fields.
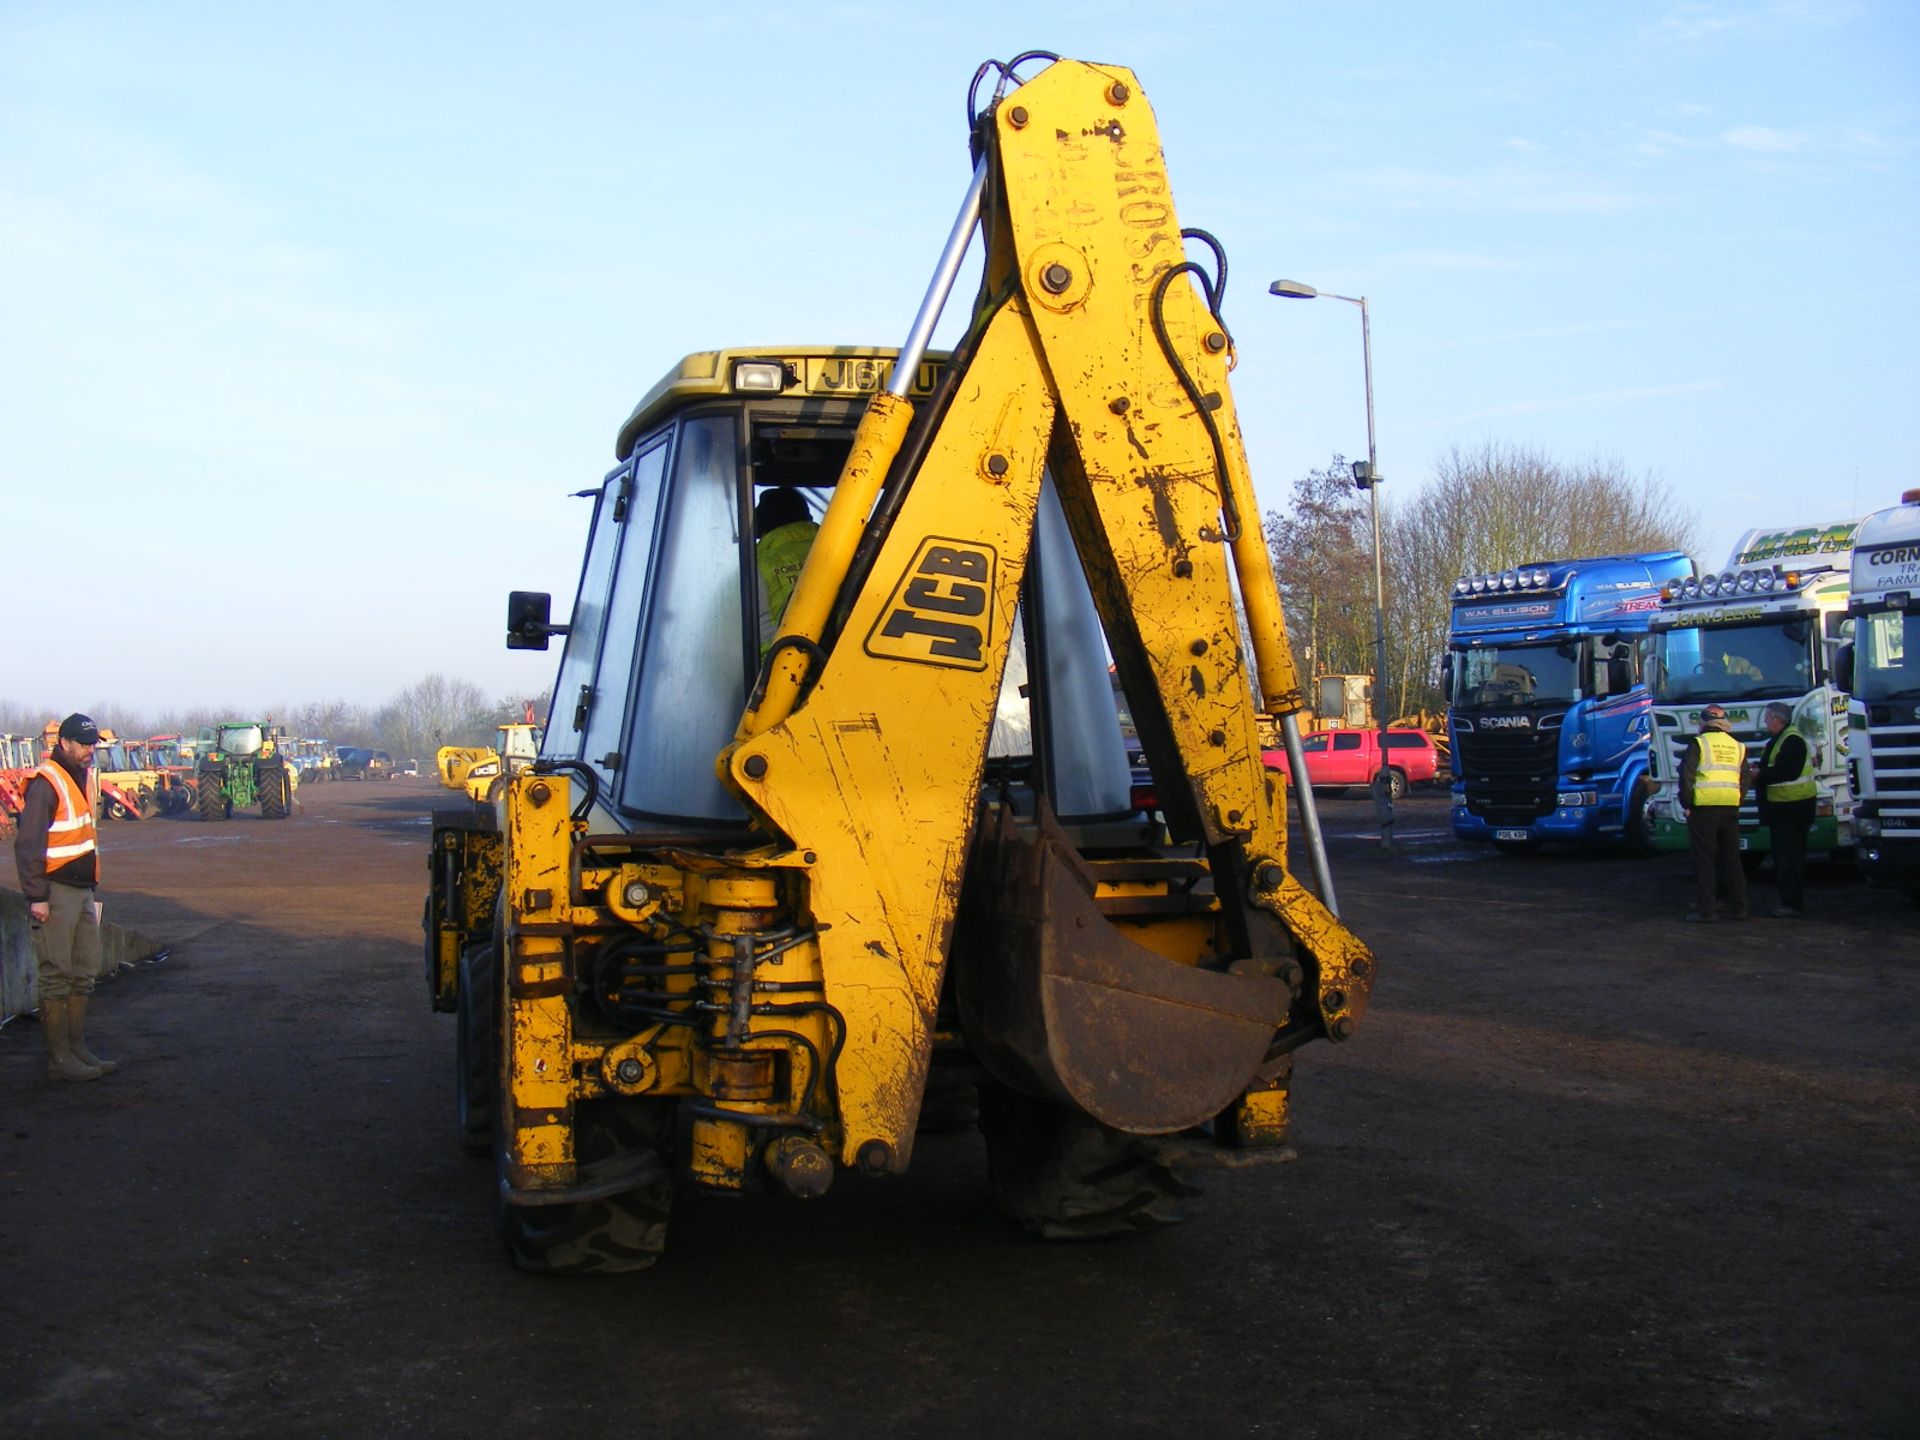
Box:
left=864, top=539, right=997, bottom=671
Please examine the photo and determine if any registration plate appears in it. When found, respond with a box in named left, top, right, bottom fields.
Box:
left=1495, top=829, right=1530, bottom=842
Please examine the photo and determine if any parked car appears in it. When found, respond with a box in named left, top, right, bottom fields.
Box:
left=1260, top=727, right=1441, bottom=800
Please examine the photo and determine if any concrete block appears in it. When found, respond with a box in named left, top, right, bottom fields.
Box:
left=0, top=887, right=162, bottom=1020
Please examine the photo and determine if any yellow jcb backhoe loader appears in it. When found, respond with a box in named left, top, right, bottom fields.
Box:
left=424, top=52, right=1371, bottom=1273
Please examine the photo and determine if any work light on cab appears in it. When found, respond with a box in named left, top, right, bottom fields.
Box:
left=731, top=360, right=788, bottom=393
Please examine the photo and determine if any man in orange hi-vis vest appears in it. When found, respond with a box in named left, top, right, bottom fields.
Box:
left=13, top=713, right=119, bottom=1081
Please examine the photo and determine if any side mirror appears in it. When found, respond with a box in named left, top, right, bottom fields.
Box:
left=1439, top=653, right=1454, bottom=696
left=507, top=591, right=569, bottom=651
left=1834, top=640, right=1854, bottom=694
left=1608, top=656, right=1634, bottom=694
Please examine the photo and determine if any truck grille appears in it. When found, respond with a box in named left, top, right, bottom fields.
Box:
left=1457, top=716, right=1561, bottom=825
left=1866, top=714, right=1920, bottom=823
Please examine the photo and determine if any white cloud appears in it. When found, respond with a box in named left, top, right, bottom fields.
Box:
left=1360, top=166, right=1646, bottom=216
left=1387, top=251, right=1522, bottom=273
left=1444, top=379, right=1726, bottom=423
left=1721, top=124, right=1806, bottom=152
left=1646, top=4, right=1754, bottom=43
left=1634, top=128, right=1694, bottom=156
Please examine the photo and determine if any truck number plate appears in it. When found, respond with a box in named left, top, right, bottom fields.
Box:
left=1495, top=829, right=1530, bottom=842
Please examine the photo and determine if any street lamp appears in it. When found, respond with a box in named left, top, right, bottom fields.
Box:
left=1269, top=278, right=1396, bottom=849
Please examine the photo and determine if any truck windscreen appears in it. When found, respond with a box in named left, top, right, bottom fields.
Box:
left=1856, top=610, right=1920, bottom=701
left=1650, top=617, right=1816, bottom=703
left=1451, top=642, right=1582, bottom=709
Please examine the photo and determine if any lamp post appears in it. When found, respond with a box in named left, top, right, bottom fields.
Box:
left=1269, top=278, right=1395, bottom=849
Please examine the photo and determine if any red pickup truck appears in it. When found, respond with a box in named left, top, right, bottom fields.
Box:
left=1260, top=727, right=1442, bottom=800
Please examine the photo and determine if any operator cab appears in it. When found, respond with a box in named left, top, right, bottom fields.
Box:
left=516, top=347, right=1135, bottom=838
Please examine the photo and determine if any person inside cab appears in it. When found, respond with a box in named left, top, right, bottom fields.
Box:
left=754, top=486, right=820, bottom=655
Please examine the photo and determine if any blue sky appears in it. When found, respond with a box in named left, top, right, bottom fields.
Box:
left=3, top=1, right=1915, bottom=711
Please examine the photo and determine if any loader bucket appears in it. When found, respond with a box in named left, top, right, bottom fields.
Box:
left=952, top=804, right=1297, bottom=1135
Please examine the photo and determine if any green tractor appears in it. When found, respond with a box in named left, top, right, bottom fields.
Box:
left=195, top=722, right=294, bottom=821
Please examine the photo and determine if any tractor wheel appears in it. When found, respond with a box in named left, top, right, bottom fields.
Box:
left=259, top=766, right=291, bottom=820
left=196, top=773, right=227, bottom=821
left=455, top=942, right=498, bottom=1155
left=976, top=1082, right=1198, bottom=1239
left=496, top=1098, right=675, bottom=1274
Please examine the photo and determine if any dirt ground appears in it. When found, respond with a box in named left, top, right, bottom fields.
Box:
left=2, top=777, right=1915, bottom=1438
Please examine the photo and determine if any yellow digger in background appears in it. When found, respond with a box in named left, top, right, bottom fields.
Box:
left=436, top=721, right=543, bottom=803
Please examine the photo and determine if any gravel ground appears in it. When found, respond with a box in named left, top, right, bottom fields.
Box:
left=2, top=778, right=1914, bottom=1438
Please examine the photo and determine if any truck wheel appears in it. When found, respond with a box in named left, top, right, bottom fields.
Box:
left=976, top=1082, right=1197, bottom=1239
left=455, top=942, right=497, bottom=1154
left=196, top=773, right=226, bottom=821
left=496, top=1098, right=675, bottom=1274
left=259, top=767, right=290, bottom=820
left=1384, top=767, right=1408, bottom=802
left=1623, top=779, right=1655, bottom=857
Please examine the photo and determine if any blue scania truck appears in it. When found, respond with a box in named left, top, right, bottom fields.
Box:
left=1447, top=552, right=1696, bottom=849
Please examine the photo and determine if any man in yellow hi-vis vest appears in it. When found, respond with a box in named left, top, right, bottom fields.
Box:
left=1679, top=704, right=1749, bottom=922
left=1751, top=701, right=1815, bottom=918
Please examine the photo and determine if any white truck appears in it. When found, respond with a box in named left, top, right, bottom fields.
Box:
left=1846, top=490, right=1920, bottom=900
left=1643, top=519, right=1862, bottom=859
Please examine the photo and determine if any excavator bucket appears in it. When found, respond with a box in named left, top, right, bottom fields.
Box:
left=954, top=803, right=1297, bottom=1135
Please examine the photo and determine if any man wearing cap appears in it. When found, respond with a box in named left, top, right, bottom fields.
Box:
left=1678, top=704, right=1749, bottom=922
left=1752, top=701, right=1815, bottom=918
left=13, top=714, right=118, bottom=1081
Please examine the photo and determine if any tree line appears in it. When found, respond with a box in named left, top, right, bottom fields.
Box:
left=1264, top=438, right=1700, bottom=717
left=0, top=675, right=550, bottom=765
left=11, top=445, right=1695, bottom=749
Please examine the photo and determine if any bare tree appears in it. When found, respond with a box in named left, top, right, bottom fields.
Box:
left=376, top=674, right=496, bottom=762
left=1265, top=454, right=1376, bottom=684
left=1385, top=439, right=1700, bottom=713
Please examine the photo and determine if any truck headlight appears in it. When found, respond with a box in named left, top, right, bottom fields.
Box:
left=1556, top=791, right=1598, bottom=807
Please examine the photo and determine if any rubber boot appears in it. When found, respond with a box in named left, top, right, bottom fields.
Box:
left=67, top=994, right=118, bottom=1076
left=42, top=999, right=103, bottom=1082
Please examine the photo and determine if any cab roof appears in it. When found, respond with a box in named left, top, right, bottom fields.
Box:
left=614, top=345, right=949, bottom=460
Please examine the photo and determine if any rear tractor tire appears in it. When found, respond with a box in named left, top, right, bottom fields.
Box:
left=976, top=1083, right=1198, bottom=1240
left=196, top=772, right=227, bottom=821
left=455, top=942, right=497, bottom=1155
left=496, top=1098, right=675, bottom=1275
left=259, top=766, right=291, bottom=820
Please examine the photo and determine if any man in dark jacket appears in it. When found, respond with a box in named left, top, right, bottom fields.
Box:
left=1751, top=701, right=1815, bottom=917
left=13, top=713, right=118, bottom=1081
left=1678, top=703, right=1748, bottom=921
